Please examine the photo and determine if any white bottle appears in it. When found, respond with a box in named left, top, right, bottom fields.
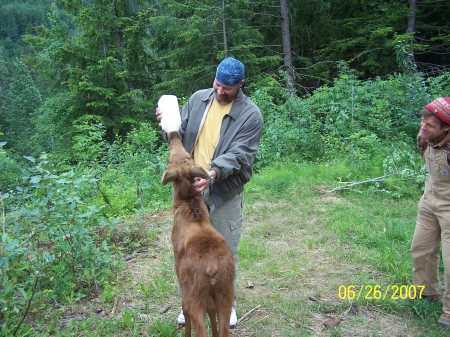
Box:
left=158, top=95, right=181, bottom=133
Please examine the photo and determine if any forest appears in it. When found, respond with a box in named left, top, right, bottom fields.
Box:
left=0, top=0, right=449, bottom=336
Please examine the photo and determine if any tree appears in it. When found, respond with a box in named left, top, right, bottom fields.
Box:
left=150, top=0, right=281, bottom=98
left=280, top=0, right=294, bottom=94
left=221, top=0, right=228, bottom=56
left=290, top=0, right=410, bottom=83
left=0, top=0, right=53, bottom=58
left=3, top=59, right=42, bottom=156
left=0, top=47, right=10, bottom=129
left=412, top=0, right=450, bottom=75
left=26, top=1, right=158, bottom=152
left=407, top=0, right=416, bottom=34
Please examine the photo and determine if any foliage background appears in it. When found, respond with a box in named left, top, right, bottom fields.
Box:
left=0, top=0, right=449, bottom=335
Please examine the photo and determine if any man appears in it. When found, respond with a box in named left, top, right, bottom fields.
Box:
left=411, top=97, right=450, bottom=327
left=156, top=57, right=263, bottom=327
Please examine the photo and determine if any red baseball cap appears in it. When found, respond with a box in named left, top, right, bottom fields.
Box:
left=426, top=97, right=450, bottom=125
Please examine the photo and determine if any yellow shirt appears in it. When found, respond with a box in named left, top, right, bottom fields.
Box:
left=193, top=98, right=233, bottom=170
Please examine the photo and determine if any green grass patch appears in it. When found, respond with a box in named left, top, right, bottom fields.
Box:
left=10, top=158, right=450, bottom=337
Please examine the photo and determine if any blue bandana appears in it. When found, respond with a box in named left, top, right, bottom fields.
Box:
left=215, top=57, right=245, bottom=86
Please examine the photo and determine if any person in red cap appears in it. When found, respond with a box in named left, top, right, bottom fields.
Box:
left=411, top=97, right=450, bottom=327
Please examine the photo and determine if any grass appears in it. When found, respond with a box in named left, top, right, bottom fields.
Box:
left=13, top=160, right=449, bottom=336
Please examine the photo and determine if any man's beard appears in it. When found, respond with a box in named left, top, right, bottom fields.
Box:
left=214, top=91, right=233, bottom=105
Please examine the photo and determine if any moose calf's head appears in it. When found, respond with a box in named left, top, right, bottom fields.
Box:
left=161, top=132, right=209, bottom=200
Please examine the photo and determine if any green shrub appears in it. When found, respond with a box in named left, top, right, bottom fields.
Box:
left=1, top=155, right=117, bottom=333
left=98, top=122, right=170, bottom=216
left=0, top=140, right=23, bottom=191
left=72, top=115, right=109, bottom=165
left=256, top=66, right=450, bottom=171
left=380, top=140, right=427, bottom=198
left=66, top=122, right=170, bottom=216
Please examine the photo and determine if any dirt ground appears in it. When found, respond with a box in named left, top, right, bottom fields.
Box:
left=52, top=201, right=426, bottom=337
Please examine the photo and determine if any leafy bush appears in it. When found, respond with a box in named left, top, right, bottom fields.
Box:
left=254, top=91, right=323, bottom=169
left=57, top=121, right=170, bottom=216
left=0, top=140, right=23, bottom=191
left=72, top=115, right=109, bottom=165
left=1, top=155, right=117, bottom=334
left=257, top=65, right=450, bottom=171
left=98, top=122, right=170, bottom=216
left=426, top=72, right=450, bottom=98
left=380, top=141, right=427, bottom=198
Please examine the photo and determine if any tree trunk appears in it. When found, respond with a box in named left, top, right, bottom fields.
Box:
left=405, top=0, right=417, bottom=72
left=221, top=0, right=228, bottom=56
left=406, top=0, right=416, bottom=33
left=280, top=0, right=294, bottom=94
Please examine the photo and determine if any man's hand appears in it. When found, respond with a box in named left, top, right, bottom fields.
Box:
left=193, top=177, right=209, bottom=194
left=156, top=107, right=175, bottom=137
left=192, top=170, right=216, bottom=194
left=155, top=107, right=162, bottom=123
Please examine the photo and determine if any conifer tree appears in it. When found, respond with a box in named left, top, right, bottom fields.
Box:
left=0, top=47, right=9, bottom=131
left=3, top=59, right=42, bottom=156
left=150, top=0, right=281, bottom=97
left=27, top=0, right=157, bottom=149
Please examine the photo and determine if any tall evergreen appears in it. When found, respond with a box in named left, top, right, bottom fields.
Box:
left=412, top=0, right=450, bottom=75
left=0, top=47, right=10, bottom=131
left=150, top=0, right=281, bottom=97
left=0, top=0, right=53, bottom=58
left=3, top=0, right=448, bottom=158
left=3, top=59, right=42, bottom=156
left=27, top=0, right=157, bottom=150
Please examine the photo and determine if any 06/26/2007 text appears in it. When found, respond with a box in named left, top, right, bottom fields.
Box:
left=338, top=284, right=425, bottom=301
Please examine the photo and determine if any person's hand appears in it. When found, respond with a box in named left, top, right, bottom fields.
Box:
left=192, top=170, right=215, bottom=194
left=155, top=107, right=162, bottom=123
left=192, top=177, right=209, bottom=194
left=156, top=107, right=173, bottom=136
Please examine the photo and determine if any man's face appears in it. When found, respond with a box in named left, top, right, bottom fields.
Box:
left=419, top=115, right=449, bottom=142
left=213, top=79, right=243, bottom=105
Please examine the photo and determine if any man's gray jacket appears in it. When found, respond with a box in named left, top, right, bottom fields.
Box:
left=179, top=88, right=263, bottom=206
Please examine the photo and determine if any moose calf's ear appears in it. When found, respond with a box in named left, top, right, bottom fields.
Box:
left=162, top=171, right=177, bottom=185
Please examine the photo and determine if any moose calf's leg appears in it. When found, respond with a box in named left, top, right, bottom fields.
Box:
left=190, top=311, right=208, bottom=337
left=207, top=309, right=219, bottom=337
left=184, top=316, right=191, bottom=337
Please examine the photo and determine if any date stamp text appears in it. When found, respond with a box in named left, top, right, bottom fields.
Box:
left=338, top=285, right=425, bottom=300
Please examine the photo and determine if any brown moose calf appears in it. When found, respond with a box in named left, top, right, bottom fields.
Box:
left=162, top=132, right=235, bottom=337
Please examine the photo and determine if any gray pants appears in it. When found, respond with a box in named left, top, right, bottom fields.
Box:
left=203, top=190, right=243, bottom=263
left=204, top=190, right=243, bottom=307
